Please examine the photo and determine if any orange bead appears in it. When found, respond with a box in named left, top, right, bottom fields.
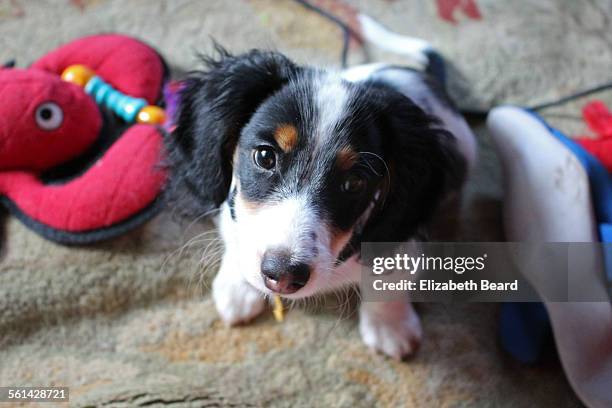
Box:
left=137, top=105, right=166, bottom=125
left=61, top=64, right=96, bottom=87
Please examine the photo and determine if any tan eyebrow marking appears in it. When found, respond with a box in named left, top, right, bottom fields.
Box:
left=337, top=146, right=358, bottom=171
left=273, top=124, right=298, bottom=152
left=237, top=191, right=263, bottom=213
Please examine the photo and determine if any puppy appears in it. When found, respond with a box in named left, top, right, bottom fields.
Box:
left=167, top=34, right=476, bottom=359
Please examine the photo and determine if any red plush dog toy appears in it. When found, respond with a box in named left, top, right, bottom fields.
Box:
left=0, top=34, right=168, bottom=244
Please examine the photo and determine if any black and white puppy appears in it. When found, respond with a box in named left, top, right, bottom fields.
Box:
left=168, top=28, right=476, bottom=359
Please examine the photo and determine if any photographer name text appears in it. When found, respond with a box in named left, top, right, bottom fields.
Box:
left=372, top=279, right=519, bottom=292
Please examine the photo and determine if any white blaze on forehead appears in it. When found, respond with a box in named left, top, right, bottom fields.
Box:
left=315, top=72, right=349, bottom=145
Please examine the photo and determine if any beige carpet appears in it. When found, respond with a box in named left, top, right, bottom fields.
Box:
left=2, top=0, right=611, bottom=406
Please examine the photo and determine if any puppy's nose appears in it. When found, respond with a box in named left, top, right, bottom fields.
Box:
left=261, top=248, right=311, bottom=294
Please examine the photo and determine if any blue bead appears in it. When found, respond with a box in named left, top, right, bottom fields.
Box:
left=95, top=82, right=112, bottom=104
left=111, top=90, right=126, bottom=113
left=106, top=89, right=120, bottom=109
left=122, top=98, right=147, bottom=122
left=84, top=76, right=102, bottom=95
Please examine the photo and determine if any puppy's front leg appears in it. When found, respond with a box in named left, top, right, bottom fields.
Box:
left=359, top=299, right=422, bottom=360
left=212, top=250, right=266, bottom=325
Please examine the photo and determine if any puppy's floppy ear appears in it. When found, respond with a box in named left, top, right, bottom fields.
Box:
left=361, top=87, right=466, bottom=243
left=166, top=46, right=300, bottom=214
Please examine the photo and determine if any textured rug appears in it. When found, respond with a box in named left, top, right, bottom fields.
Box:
left=2, top=0, right=611, bottom=406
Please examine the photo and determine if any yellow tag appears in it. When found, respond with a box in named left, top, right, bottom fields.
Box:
left=272, top=295, right=284, bottom=322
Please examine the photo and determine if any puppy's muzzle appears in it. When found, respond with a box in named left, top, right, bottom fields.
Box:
left=261, top=248, right=311, bottom=294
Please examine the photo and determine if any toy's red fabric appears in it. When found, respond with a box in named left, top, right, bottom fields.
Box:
left=32, top=34, right=164, bottom=104
left=577, top=101, right=612, bottom=173
left=0, top=125, right=164, bottom=231
left=0, top=34, right=167, bottom=243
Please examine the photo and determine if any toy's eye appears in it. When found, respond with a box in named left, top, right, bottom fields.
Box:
left=35, top=102, right=63, bottom=131
left=253, top=146, right=276, bottom=170
left=341, top=174, right=367, bottom=194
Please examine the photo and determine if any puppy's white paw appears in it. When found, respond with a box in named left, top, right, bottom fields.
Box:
left=359, top=302, right=422, bottom=360
left=212, top=273, right=265, bottom=325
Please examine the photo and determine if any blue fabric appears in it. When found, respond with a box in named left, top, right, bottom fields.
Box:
left=499, top=109, right=612, bottom=363
left=600, top=223, right=612, bottom=241
left=500, top=303, right=551, bottom=364
left=600, top=224, right=612, bottom=290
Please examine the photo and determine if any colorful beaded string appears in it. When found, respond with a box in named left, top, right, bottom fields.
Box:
left=61, top=64, right=166, bottom=125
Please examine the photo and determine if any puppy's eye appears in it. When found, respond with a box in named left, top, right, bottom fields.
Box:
left=253, top=146, right=276, bottom=170
left=341, top=174, right=366, bottom=194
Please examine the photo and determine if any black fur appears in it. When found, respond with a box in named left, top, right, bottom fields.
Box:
left=165, top=46, right=301, bottom=215
left=228, top=187, right=237, bottom=221
left=337, top=82, right=466, bottom=261
left=360, top=83, right=465, bottom=240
